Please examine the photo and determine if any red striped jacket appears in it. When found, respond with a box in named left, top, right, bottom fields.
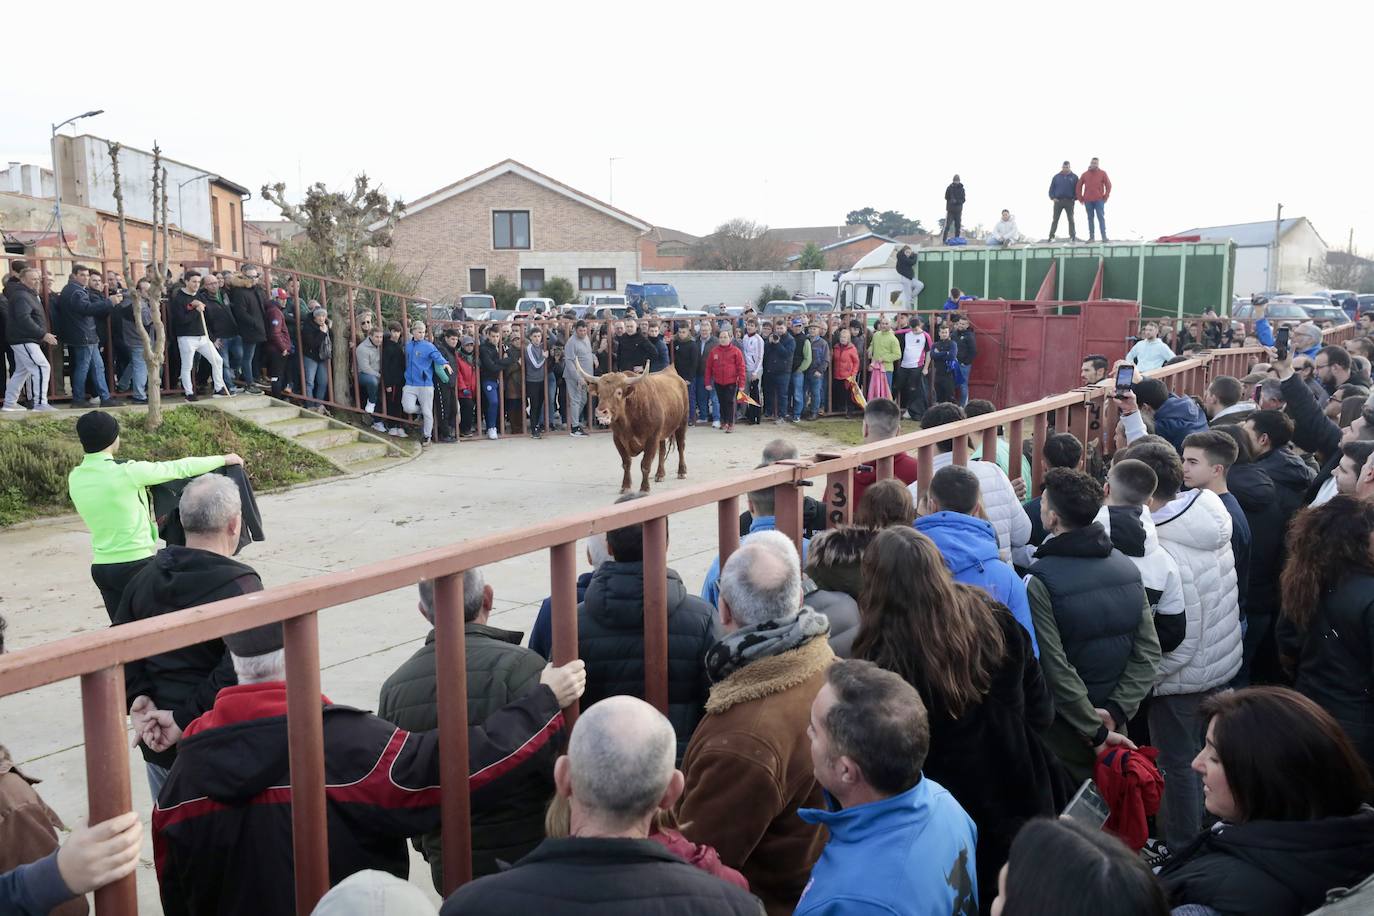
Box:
left=153, top=681, right=563, bottom=916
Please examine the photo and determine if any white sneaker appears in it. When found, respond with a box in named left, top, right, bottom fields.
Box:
left=33, top=403, right=58, bottom=412
left=364, top=401, right=376, bottom=413
left=1, top=404, right=26, bottom=412
left=712, top=419, right=721, bottom=429
left=487, top=428, right=498, bottom=440
left=388, top=427, right=406, bottom=438
left=371, top=421, right=386, bottom=432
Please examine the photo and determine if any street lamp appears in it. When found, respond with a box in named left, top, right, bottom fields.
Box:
left=608, top=156, right=622, bottom=205
left=50, top=108, right=104, bottom=254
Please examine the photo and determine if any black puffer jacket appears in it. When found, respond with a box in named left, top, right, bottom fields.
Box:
left=4, top=284, right=47, bottom=344
left=1161, top=806, right=1374, bottom=916
left=1277, top=573, right=1374, bottom=768
left=438, top=837, right=764, bottom=916
left=1227, top=462, right=1287, bottom=621
left=168, top=289, right=204, bottom=338
left=198, top=291, right=238, bottom=340
left=225, top=274, right=268, bottom=344
left=1255, top=446, right=1316, bottom=522
left=577, top=561, right=714, bottom=758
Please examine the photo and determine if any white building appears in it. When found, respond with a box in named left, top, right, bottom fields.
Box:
left=1176, top=217, right=1328, bottom=296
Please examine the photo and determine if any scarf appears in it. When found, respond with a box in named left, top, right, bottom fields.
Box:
left=526, top=343, right=546, bottom=369
left=704, top=606, right=830, bottom=684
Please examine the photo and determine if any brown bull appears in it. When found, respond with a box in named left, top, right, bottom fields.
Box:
left=572, top=361, right=689, bottom=492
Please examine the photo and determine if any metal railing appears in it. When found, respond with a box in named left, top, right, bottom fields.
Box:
left=3, top=325, right=1337, bottom=913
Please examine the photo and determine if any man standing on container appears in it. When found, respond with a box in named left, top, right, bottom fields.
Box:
left=1048, top=161, right=1079, bottom=243
left=1077, top=157, right=1112, bottom=243
left=942, top=175, right=965, bottom=244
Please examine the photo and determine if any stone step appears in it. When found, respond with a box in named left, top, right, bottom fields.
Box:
left=319, top=439, right=389, bottom=465
left=237, top=406, right=302, bottom=425
left=297, top=427, right=363, bottom=451
left=266, top=416, right=331, bottom=438
left=346, top=456, right=406, bottom=475
left=219, top=394, right=273, bottom=412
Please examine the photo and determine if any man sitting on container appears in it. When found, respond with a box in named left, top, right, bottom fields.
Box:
left=151, top=621, right=587, bottom=916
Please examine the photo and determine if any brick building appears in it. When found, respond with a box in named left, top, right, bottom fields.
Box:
left=639, top=226, right=699, bottom=269
left=384, top=159, right=650, bottom=302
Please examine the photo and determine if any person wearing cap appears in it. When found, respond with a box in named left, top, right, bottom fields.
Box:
left=454, top=334, right=478, bottom=438
left=67, top=411, right=241, bottom=620
left=151, top=619, right=587, bottom=916
left=786, top=319, right=810, bottom=423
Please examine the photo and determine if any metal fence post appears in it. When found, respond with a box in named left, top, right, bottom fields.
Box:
left=433, top=573, right=473, bottom=894
left=283, top=614, right=329, bottom=914
left=81, top=667, right=137, bottom=916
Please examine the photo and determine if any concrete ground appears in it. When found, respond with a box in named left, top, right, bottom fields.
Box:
left=0, top=419, right=840, bottom=912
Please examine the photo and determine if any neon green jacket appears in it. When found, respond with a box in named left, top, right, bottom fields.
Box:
left=870, top=330, right=902, bottom=371
left=68, top=452, right=226, bottom=565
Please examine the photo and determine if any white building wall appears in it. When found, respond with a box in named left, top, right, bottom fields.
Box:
left=68, top=136, right=214, bottom=240
left=642, top=269, right=837, bottom=307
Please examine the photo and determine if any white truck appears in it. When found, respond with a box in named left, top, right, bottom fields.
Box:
left=834, top=243, right=923, bottom=310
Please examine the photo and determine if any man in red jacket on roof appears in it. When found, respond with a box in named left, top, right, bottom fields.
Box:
left=150, top=620, right=586, bottom=916
left=1077, top=157, right=1113, bottom=243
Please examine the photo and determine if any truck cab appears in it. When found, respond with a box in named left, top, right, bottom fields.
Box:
left=625, top=282, right=681, bottom=316
left=835, top=243, right=924, bottom=310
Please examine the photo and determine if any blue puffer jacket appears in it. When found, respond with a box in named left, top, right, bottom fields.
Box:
left=1048, top=171, right=1078, bottom=200
left=915, top=511, right=1038, bottom=656
left=1152, top=394, right=1209, bottom=453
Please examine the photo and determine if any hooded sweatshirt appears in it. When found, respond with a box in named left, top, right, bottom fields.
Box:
left=1095, top=504, right=1186, bottom=657
left=914, top=511, right=1038, bottom=656
left=1160, top=806, right=1374, bottom=916
left=795, top=778, right=977, bottom=916
left=1254, top=446, right=1317, bottom=521
left=1150, top=488, right=1243, bottom=694
left=114, top=546, right=258, bottom=768
left=1151, top=394, right=1208, bottom=452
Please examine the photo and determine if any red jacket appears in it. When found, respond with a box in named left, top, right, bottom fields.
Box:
left=1094, top=744, right=1162, bottom=851
left=852, top=452, right=919, bottom=507
left=155, top=682, right=564, bottom=916
left=264, top=302, right=291, bottom=355
left=648, top=827, right=750, bottom=891
left=832, top=343, right=860, bottom=381
left=1076, top=168, right=1112, bottom=203
left=705, top=342, right=746, bottom=387
left=453, top=354, right=476, bottom=397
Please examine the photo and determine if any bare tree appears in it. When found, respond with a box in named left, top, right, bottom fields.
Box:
left=688, top=218, right=786, bottom=270
left=109, top=140, right=167, bottom=428
left=260, top=175, right=405, bottom=403
left=1310, top=251, right=1370, bottom=292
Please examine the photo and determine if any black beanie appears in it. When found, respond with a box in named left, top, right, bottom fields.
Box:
left=224, top=622, right=285, bottom=658
left=76, top=411, right=120, bottom=453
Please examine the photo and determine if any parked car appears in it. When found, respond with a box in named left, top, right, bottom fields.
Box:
left=458, top=294, right=496, bottom=318
left=475, top=308, right=516, bottom=322
left=625, top=282, right=681, bottom=315
left=761, top=299, right=835, bottom=317
left=1274, top=296, right=1349, bottom=323
left=581, top=293, right=627, bottom=309
left=591, top=305, right=630, bottom=320
left=1313, top=289, right=1356, bottom=304
left=1232, top=302, right=1308, bottom=321
left=1357, top=294, right=1374, bottom=316
left=515, top=297, right=556, bottom=316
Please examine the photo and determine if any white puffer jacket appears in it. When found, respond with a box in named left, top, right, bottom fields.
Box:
left=912, top=453, right=1030, bottom=564
left=1150, top=488, right=1243, bottom=695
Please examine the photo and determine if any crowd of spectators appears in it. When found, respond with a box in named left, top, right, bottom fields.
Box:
left=6, top=295, right=1374, bottom=915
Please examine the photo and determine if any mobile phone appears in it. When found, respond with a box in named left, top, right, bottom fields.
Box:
left=1061, top=778, right=1111, bottom=828
left=1114, top=365, right=1134, bottom=394
left=1254, top=384, right=1263, bottom=404
left=1275, top=326, right=1290, bottom=361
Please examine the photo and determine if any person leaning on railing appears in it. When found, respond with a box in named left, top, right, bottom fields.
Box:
left=66, top=411, right=242, bottom=621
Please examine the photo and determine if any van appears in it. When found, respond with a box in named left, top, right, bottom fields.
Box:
left=515, top=297, right=556, bottom=316
left=625, top=282, right=681, bottom=315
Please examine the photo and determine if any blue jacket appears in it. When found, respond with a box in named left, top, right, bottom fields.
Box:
left=1152, top=394, right=1209, bottom=453
left=649, top=337, right=670, bottom=372
left=404, top=339, right=449, bottom=387
left=1254, top=317, right=1274, bottom=347
left=701, top=515, right=808, bottom=607
left=55, top=281, right=112, bottom=345
left=914, top=512, right=1038, bottom=656
left=528, top=571, right=593, bottom=660
left=796, top=779, right=979, bottom=916
left=1048, top=171, right=1078, bottom=200
left=762, top=332, right=794, bottom=376
left=0, top=851, right=73, bottom=916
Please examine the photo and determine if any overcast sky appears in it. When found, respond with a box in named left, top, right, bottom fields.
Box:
left=7, top=1, right=1369, bottom=249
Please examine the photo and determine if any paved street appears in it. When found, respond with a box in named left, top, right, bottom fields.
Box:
left=0, top=421, right=837, bottom=911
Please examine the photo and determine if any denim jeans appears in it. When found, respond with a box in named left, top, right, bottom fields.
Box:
left=71, top=344, right=110, bottom=401
left=686, top=377, right=698, bottom=420
left=221, top=337, right=244, bottom=387
left=1149, top=691, right=1214, bottom=850
left=238, top=339, right=258, bottom=387
left=482, top=379, right=501, bottom=431
left=302, top=356, right=329, bottom=409
left=692, top=376, right=716, bottom=421
left=359, top=372, right=380, bottom=412
left=120, top=348, right=148, bottom=399
left=764, top=373, right=789, bottom=418
left=1084, top=200, right=1107, bottom=239
left=146, top=762, right=171, bottom=802
left=803, top=373, right=824, bottom=416
left=789, top=370, right=805, bottom=419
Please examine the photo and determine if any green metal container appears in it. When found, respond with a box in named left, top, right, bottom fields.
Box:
left=911, top=241, right=1235, bottom=316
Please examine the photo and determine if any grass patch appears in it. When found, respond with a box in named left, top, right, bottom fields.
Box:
left=0, top=406, right=339, bottom=526
left=797, top=417, right=865, bottom=446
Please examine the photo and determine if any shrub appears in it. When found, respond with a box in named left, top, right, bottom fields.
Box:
left=540, top=276, right=577, bottom=305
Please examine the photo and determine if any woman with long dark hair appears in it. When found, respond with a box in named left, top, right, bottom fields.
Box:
left=1160, top=687, right=1374, bottom=915
left=1278, top=495, right=1374, bottom=767
left=853, top=526, right=1060, bottom=915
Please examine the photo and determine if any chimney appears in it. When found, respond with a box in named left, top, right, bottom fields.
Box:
left=6, top=162, right=18, bottom=194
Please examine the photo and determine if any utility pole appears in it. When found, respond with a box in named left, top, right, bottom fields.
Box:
left=1271, top=203, right=1283, bottom=293
left=608, top=156, right=622, bottom=205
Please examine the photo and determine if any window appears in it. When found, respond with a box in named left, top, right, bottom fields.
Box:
left=140, top=241, right=151, bottom=262
left=212, top=204, right=221, bottom=248
left=492, top=210, right=530, bottom=250
left=520, top=268, right=545, bottom=292
left=579, top=268, right=616, bottom=291
left=469, top=268, right=487, bottom=293
left=229, top=201, right=238, bottom=252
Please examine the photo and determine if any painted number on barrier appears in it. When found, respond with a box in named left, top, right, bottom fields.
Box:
left=828, top=481, right=847, bottom=526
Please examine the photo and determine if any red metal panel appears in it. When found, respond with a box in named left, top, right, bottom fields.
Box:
left=549, top=543, right=580, bottom=728
left=642, top=517, right=669, bottom=713
left=284, top=614, right=329, bottom=914
left=81, top=667, right=137, bottom=916
left=433, top=573, right=473, bottom=893
left=1077, top=301, right=1137, bottom=370
left=717, top=497, right=741, bottom=570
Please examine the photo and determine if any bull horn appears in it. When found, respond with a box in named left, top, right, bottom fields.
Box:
left=625, top=362, right=651, bottom=384
left=571, top=360, right=594, bottom=381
